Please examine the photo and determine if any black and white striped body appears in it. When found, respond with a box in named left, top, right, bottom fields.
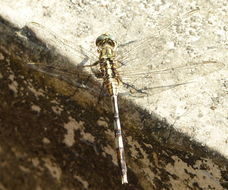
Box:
left=95, top=34, right=128, bottom=184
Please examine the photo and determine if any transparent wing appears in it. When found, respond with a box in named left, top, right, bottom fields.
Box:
left=118, top=61, right=224, bottom=96
left=24, top=22, right=105, bottom=94
left=23, top=9, right=224, bottom=98
left=116, top=8, right=200, bottom=68
left=24, top=22, right=101, bottom=77
left=113, top=8, right=224, bottom=96
left=26, top=22, right=98, bottom=64
left=27, top=62, right=87, bottom=86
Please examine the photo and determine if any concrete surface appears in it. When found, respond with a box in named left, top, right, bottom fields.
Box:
left=0, top=0, right=227, bottom=189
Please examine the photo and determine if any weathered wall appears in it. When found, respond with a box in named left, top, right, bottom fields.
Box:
left=0, top=1, right=227, bottom=190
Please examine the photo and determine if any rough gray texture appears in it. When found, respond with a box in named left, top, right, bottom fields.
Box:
left=0, top=0, right=227, bottom=190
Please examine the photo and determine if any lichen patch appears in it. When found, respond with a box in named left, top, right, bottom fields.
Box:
left=74, top=175, right=89, bottom=189
left=31, top=104, right=41, bottom=113
left=43, top=158, right=62, bottom=182
left=63, top=117, right=95, bottom=147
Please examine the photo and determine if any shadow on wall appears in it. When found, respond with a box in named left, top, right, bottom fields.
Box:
left=0, top=16, right=227, bottom=190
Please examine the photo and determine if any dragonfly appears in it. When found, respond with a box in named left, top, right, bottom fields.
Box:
left=24, top=8, right=224, bottom=184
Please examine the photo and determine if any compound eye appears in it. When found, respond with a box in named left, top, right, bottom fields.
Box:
left=96, top=34, right=107, bottom=46
left=96, top=34, right=115, bottom=46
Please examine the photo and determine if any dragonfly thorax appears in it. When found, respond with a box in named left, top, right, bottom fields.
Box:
left=98, top=45, right=116, bottom=59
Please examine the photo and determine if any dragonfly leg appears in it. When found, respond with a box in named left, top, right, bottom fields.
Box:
left=83, top=60, right=100, bottom=67
left=120, top=79, right=149, bottom=95
left=115, top=60, right=125, bottom=68
left=97, top=82, right=106, bottom=104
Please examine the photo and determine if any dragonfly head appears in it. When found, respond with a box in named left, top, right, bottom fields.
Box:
left=96, top=33, right=117, bottom=49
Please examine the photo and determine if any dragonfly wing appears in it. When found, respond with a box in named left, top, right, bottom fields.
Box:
left=24, top=22, right=105, bottom=93
left=27, top=62, right=106, bottom=97
left=116, top=8, right=200, bottom=68
left=25, top=22, right=98, bottom=67
left=120, top=81, right=191, bottom=97
left=27, top=62, right=91, bottom=87
left=119, top=61, right=225, bottom=96
left=114, top=8, right=224, bottom=96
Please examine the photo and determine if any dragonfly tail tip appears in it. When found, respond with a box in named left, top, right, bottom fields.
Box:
left=122, top=175, right=128, bottom=184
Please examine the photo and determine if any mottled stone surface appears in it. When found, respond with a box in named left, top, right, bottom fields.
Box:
left=0, top=1, right=227, bottom=190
